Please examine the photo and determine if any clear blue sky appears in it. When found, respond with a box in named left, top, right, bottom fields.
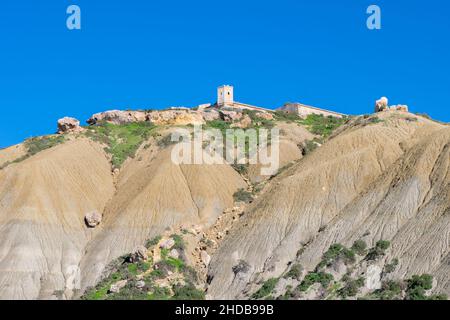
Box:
left=1, top=0, right=449, bottom=148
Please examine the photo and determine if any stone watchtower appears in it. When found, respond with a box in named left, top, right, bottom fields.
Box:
left=217, top=85, right=234, bottom=107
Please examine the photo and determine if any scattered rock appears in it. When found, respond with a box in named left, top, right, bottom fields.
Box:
left=109, top=280, right=127, bottom=293
left=201, top=110, right=220, bottom=121
left=57, top=117, right=83, bottom=134
left=160, top=238, right=175, bottom=249
left=129, top=245, right=148, bottom=262
left=84, top=211, right=102, bottom=228
left=135, top=280, right=146, bottom=289
left=201, top=250, right=211, bottom=267
left=220, top=110, right=242, bottom=122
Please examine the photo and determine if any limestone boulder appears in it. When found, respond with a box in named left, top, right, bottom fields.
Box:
left=375, top=97, right=389, bottom=112
left=391, top=105, right=409, bottom=112
left=109, top=280, right=127, bottom=293
left=57, top=117, right=83, bottom=134
left=84, top=211, right=102, bottom=228
left=129, top=245, right=148, bottom=262
left=160, top=238, right=175, bottom=250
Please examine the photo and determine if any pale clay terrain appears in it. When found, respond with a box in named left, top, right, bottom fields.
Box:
left=0, top=112, right=448, bottom=299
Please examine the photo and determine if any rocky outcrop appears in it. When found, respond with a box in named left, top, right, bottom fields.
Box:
left=375, top=98, right=409, bottom=113
left=390, top=105, right=409, bottom=112
left=57, top=117, right=83, bottom=134
left=87, top=110, right=147, bottom=125
left=231, top=114, right=252, bottom=129
left=219, top=110, right=243, bottom=122
left=375, top=97, right=389, bottom=112
left=160, top=238, right=175, bottom=250
left=129, top=245, right=148, bottom=262
left=147, top=110, right=205, bottom=126
left=201, top=110, right=221, bottom=121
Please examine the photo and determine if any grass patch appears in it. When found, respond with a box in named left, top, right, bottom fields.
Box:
left=299, top=114, right=347, bottom=137
left=84, top=122, right=156, bottom=169
left=1, top=135, right=66, bottom=170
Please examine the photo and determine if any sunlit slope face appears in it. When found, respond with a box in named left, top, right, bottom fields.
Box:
left=206, top=112, right=448, bottom=299
left=0, top=138, right=115, bottom=299
left=78, top=144, right=246, bottom=294
left=0, top=127, right=246, bottom=299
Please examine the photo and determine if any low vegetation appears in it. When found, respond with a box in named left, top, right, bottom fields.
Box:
left=233, top=188, right=254, bottom=203
left=297, top=272, right=334, bottom=292
left=1, top=135, right=66, bottom=170
left=338, top=275, right=365, bottom=298
left=84, top=122, right=156, bottom=169
left=366, top=240, right=390, bottom=261
left=81, top=233, right=204, bottom=300
left=252, top=278, right=279, bottom=299
left=299, top=114, right=347, bottom=137
left=317, top=243, right=356, bottom=270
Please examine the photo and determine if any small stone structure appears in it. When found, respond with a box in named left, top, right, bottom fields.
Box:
left=277, top=102, right=345, bottom=119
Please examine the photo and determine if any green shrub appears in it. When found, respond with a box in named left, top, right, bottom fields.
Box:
left=406, top=274, right=433, bottom=300
left=166, top=257, right=185, bottom=270
left=301, top=139, right=322, bottom=156
left=171, top=234, right=185, bottom=251
left=351, top=240, right=367, bottom=256
left=273, top=111, right=301, bottom=122
left=384, top=258, right=399, bottom=274
left=317, top=244, right=356, bottom=269
left=172, top=284, right=205, bottom=300
left=147, top=286, right=171, bottom=300
left=366, top=240, right=390, bottom=261
left=284, top=264, right=303, bottom=280
left=157, top=134, right=179, bottom=148
left=233, top=188, right=253, bottom=203
left=252, top=278, right=279, bottom=299
left=371, top=280, right=405, bottom=300
left=242, top=110, right=275, bottom=128
left=338, top=277, right=365, bottom=298
left=299, top=114, right=347, bottom=137
left=24, top=135, right=66, bottom=156
left=298, top=272, right=334, bottom=292
left=145, top=236, right=162, bottom=249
